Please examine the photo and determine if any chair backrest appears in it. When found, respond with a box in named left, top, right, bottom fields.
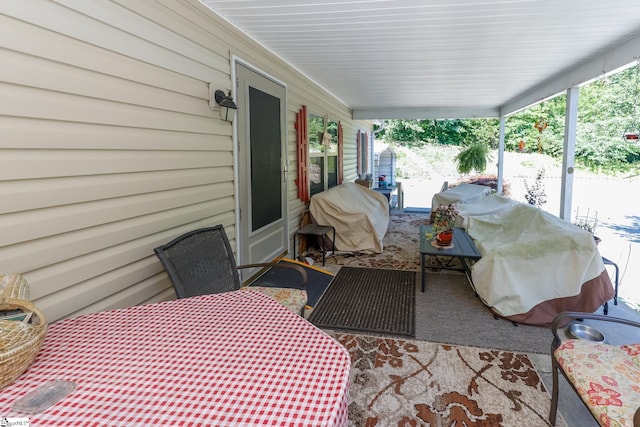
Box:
left=154, top=225, right=241, bottom=298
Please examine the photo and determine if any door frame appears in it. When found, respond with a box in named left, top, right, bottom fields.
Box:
left=232, top=56, right=289, bottom=265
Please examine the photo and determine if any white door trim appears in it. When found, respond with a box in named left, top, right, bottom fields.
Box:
left=231, top=56, right=289, bottom=264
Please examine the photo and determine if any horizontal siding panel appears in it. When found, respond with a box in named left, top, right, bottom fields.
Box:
left=0, top=17, right=222, bottom=98
left=28, top=243, right=168, bottom=302
left=36, top=257, right=164, bottom=322
left=116, top=0, right=231, bottom=56
left=1, top=169, right=231, bottom=213
left=53, top=0, right=232, bottom=73
left=66, top=278, right=177, bottom=321
left=64, top=277, right=177, bottom=321
left=1, top=200, right=236, bottom=278
left=0, top=84, right=223, bottom=133
left=0, top=118, right=230, bottom=150
left=1, top=49, right=213, bottom=117
left=1, top=3, right=223, bottom=82
left=1, top=183, right=234, bottom=245
left=55, top=0, right=229, bottom=74
left=0, top=150, right=233, bottom=180
left=26, top=216, right=235, bottom=303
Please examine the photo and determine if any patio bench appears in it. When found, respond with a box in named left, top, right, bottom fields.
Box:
left=550, top=312, right=640, bottom=427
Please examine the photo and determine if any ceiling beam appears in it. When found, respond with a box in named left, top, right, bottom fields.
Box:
left=500, top=34, right=640, bottom=117
left=353, top=106, right=500, bottom=120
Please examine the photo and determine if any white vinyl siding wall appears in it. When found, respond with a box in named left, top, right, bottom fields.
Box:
left=0, top=0, right=370, bottom=323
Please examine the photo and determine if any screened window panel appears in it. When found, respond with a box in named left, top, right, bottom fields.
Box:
left=309, top=156, right=325, bottom=197
left=249, top=86, right=282, bottom=231
left=327, top=155, right=338, bottom=188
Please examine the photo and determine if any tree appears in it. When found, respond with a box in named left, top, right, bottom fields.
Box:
left=377, top=65, right=640, bottom=174
left=380, top=120, right=425, bottom=147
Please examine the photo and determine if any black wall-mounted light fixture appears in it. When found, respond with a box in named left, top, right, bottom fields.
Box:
left=209, top=85, right=238, bottom=122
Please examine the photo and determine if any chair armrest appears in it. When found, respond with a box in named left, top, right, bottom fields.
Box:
left=551, top=311, right=640, bottom=347
left=237, top=262, right=308, bottom=287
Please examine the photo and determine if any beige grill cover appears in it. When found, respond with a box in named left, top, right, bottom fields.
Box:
left=310, top=183, right=389, bottom=253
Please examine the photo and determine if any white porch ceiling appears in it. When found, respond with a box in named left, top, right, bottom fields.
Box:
left=202, top=0, right=640, bottom=119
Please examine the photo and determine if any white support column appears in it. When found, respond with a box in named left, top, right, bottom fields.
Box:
left=369, top=132, right=376, bottom=182
left=497, top=116, right=506, bottom=194
left=560, top=86, right=579, bottom=220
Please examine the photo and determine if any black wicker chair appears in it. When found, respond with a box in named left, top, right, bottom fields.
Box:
left=154, top=225, right=308, bottom=314
left=549, top=312, right=640, bottom=426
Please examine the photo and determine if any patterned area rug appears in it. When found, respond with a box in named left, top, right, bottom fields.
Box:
left=308, top=213, right=429, bottom=274
left=335, top=333, right=567, bottom=427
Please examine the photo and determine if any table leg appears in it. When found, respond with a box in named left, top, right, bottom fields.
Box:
left=421, top=253, right=425, bottom=292
left=460, top=257, right=477, bottom=295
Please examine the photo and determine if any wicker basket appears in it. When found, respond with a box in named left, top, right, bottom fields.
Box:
left=0, top=274, right=30, bottom=300
left=0, top=298, right=47, bottom=390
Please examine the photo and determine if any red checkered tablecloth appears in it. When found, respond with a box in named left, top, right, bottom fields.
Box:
left=0, top=291, right=351, bottom=426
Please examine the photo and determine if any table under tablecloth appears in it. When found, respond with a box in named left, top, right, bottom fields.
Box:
left=0, top=291, right=351, bottom=426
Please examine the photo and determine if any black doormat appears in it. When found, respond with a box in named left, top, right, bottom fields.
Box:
left=308, top=267, right=415, bottom=337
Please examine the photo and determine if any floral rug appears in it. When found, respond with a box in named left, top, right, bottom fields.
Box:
left=308, top=213, right=430, bottom=274
left=334, top=333, right=566, bottom=427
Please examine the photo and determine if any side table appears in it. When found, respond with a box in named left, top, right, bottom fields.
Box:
left=419, top=225, right=482, bottom=292
left=294, top=224, right=336, bottom=266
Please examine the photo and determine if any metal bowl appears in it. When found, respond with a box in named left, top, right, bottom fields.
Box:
left=567, top=322, right=606, bottom=343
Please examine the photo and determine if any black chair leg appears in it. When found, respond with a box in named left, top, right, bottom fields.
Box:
left=549, top=356, right=560, bottom=426
left=602, top=256, right=619, bottom=306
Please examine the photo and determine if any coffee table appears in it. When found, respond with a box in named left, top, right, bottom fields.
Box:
left=419, top=225, right=482, bottom=292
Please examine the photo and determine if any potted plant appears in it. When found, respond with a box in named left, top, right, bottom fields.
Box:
left=455, top=141, right=492, bottom=175
left=428, top=204, right=459, bottom=246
